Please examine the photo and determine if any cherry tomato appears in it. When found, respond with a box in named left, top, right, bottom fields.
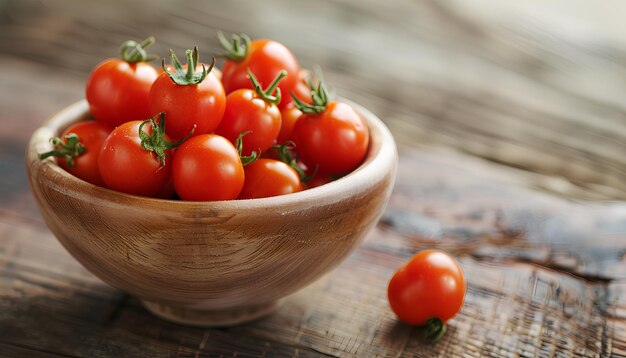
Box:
left=149, top=48, right=226, bottom=141
left=304, top=172, right=332, bottom=189
left=219, top=33, right=300, bottom=100
left=278, top=69, right=313, bottom=110
left=215, top=89, right=281, bottom=156
left=38, top=121, right=111, bottom=186
left=215, top=70, right=285, bottom=156
left=293, top=100, right=369, bottom=175
left=172, top=134, right=244, bottom=201
left=98, top=120, right=173, bottom=197
left=238, top=159, right=302, bottom=199
left=86, top=37, right=159, bottom=127
left=276, top=104, right=301, bottom=144
left=388, top=250, right=466, bottom=328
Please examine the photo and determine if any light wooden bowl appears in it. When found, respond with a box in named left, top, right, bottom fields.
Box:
left=26, top=100, right=397, bottom=326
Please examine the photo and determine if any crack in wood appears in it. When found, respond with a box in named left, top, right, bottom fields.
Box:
left=0, top=342, right=82, bottom=358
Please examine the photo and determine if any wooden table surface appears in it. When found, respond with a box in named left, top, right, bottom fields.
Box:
left=1, top=0, right=626, bottom=357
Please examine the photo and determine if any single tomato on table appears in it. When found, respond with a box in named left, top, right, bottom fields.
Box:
left=387, top=250, right=466, bottom=342
left=38, top=120, right=111, bottom=186
left=292, top=83, right=369, bottom=175
left=149, top=47, right=225, bottom=140
left=98, top=114, right=183, bottom=198
left=172, top=134, right=248, bottom=201
left=218, top=32, right=300, bottom=99
left=215, top=69, right=285, bottom=156
left=86, top=37, right=159, bottom=127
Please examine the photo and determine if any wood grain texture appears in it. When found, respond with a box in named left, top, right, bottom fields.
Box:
left=26, top=100, right=397, bottom=326
left=4, top=146, right=626, bottom=357
left=2, top=0, right=626, bottom=356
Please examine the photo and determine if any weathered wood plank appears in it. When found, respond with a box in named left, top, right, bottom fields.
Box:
left=2, top=146, right=624, bottom=357
left=0, top=342, right=77, bottom=358
left=382, top=148, right=626, bottom=281
left=0, top=225, right=612, bottom=357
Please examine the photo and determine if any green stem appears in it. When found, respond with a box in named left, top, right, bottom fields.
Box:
left=138, top=113, right=194, bottom=167
left=217, top=32, right=251, bottom=62
left=274, top=141, right=316, bottom=182
left=234, top=131, right=258, bottom=166
left=163, top=47, right=213, bottom=85
left=291, top=81, right=329, bottom=114
left=120, top=36, right=156, bottom=63
left=248, top=69, right=287, bottom=105
left=38, top=133, right=86, bottom=168
left=424, top=318, right=447, bottom=343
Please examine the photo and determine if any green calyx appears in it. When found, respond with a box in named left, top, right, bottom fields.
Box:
left=424, top=318, right=447, bottom=343
left=274, top=141, right=317, bottom=182
left=248, top=69, right=287, bottom=105
left=217, top=31, right=251, bottom=62
left=234, top=131, right=258, bottom=166
left=139, top=112, right=195, bottom=167
left=163, top=46, right=214, bottom=85
left=38, top=133, right=86, bottom=168
left=120, top=36, right=157, bottom=63
left=291, top=81, right=329, bottom=114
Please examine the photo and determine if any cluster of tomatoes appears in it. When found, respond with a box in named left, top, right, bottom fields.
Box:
left=40, top=34, right=369, bottom=201
left=40, top=34, right=466, bottom=340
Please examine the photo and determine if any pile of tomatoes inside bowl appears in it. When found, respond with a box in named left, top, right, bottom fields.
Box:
left=39, top=33, right=370, bottom=201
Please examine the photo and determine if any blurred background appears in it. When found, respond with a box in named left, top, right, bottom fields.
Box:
left=1, top=0, right=626, bottom=201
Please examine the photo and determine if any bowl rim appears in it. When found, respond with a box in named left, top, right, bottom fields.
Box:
left=28, top=99, right=397, bottom=210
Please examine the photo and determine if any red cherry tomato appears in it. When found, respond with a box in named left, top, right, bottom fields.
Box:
left=39, top=121, right=111, bottom=186
left=293, top=101, right=369, bottom=175
left=220, top=34, right=300, bottom=100
left=86, top=60, right=158, bottom=127
left=238, top=159, right=302, bottom=199
left=278, top=69, right=313, bottom=110
left=276, top=104, right=302, bottom=144
left=215, top=70, right=286, bottom=156
left=149, top=48, right=226, bottom=141
left=86, top=38, right=159, bottom=127
left=304, top=172, right=332, bottom=189
left=215, top=89, right=281, bottom=156
left=172, top=134, right=244, bottom=201
left=388, top=250, right=466, bottom=328
left=98, top=120, right=173, bottom=197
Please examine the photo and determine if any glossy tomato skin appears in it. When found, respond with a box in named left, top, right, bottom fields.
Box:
left=58, top=121, right=111, bottom=187
left=388, top=250, right=466, bottom=326
left=86, top=59, right=158, bottom=127
left=221, top=39, right=299, bottom=97
left=172, top=134, right=244, bottom=201
left=98, top=121, right=173, bottom=197
left=278, top=69, right=313, bottom=110
left=304, top=172, right=332, bottom=189
left=238, top=159, right=302, bottom=199
left=215, top=89, right=281, bottom=156
left=292, top=101, right=369, bottom=175
left=149, top=71, right=225, bottom=141
left=276, top=104, right=302, bottom=144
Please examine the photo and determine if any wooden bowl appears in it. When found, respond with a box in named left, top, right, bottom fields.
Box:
left=26, top=100, right=397, bottom=326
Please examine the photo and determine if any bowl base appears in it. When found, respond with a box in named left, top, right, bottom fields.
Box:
left=141, top=299, right=282, bottom=327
